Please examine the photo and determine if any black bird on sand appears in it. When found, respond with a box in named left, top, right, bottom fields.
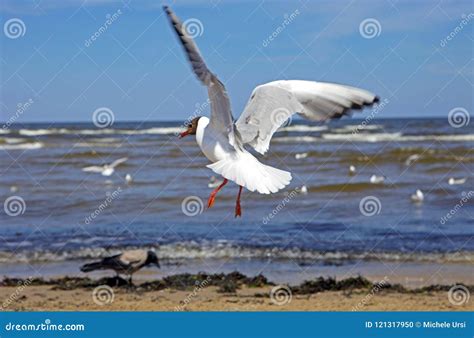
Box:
left=80, top=249, right=160, bottom=284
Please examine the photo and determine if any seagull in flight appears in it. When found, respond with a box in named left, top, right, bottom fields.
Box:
left=164, top=6, right=379, bottom=217
left=82, top=157, right=128, bottom=176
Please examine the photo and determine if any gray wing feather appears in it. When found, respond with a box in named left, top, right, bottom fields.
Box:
left=235, top=80, right=379, bottom=154
left=163, top=6, right=235, bottom=141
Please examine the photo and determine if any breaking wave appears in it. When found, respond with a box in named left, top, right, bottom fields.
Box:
left=0, top=242, right=471, bottom=264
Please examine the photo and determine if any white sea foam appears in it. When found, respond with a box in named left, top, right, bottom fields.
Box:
left=0, top=142, right=43, bottom=150
left=19, top=129, right=55, bottom=136
left=322, top=132, right=403, bottom=142
left=17, top=127, right=182, bottom=137
left=0, top=242, right=471, bottom=264
left=274, top=133, right=474, bottom=143
left=273, top=136, right=320, bottom=143
left=279, top=125, right=328, bottom=132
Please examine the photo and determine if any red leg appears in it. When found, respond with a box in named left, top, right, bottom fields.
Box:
left=207, top=179, right=228, bottom=208
left=235, top=186, right=243, bottom=218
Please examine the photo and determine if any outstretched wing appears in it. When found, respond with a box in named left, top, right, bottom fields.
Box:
left=235, top=80, right=379, bottom=154
left=82, top=166, right=104, bottom=173
left=110, top=157, right=128, bottom=168
left=163, top=6, right=235, bottom=143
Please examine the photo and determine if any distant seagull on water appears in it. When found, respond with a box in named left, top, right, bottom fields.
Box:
left=295, top=152, right=308, bottom=160
left=82, top=157, right=128, bottom=176
left=80, top=249, right=160, bottom=284
left=448, top=177, right=466, bottom=185
left=298, top=185, right=308, bottom=194
left=411, top=189, right=424, bottom=203
left=349, top=165, right=357, bottom=176
left=370, top=174, right=385, bottom=184
left=164, top=6, right=379, bottom=217
left=208, top=176, right=223, bottom=189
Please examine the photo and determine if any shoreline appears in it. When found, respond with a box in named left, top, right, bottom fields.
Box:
left=1, top=273, right=472, bottom=311
left=2, top=257, right=473, bottom=288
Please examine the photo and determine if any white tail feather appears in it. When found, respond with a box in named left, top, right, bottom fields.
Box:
left=207, top=153, right=291, bottom=194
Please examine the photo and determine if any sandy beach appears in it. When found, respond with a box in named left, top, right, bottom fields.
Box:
left=1, top=273, right=472, bottom=312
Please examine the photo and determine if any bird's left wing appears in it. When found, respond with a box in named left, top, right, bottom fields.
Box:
left=82, top=166, right=104, bottom=173
left=163, top=6, right=235, bottom=144
left=235, top=80, right=379, bottom=155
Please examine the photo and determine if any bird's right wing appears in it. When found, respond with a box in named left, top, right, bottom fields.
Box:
left=235, top=80, right=379, bottom=155
left=163, top=6, right=236, bottom=145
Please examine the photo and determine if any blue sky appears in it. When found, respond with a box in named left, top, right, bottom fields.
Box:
left=0, top=0, right=472, bottom=122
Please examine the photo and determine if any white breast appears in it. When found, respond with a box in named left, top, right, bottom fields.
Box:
left=195, top=117, right=235, bottom=163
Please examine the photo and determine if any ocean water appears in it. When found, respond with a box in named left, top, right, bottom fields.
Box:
left=0, top=118, right=473, bottom=279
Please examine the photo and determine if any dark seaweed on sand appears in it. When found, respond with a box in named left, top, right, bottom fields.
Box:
left=2, top=274, right=473, bottom=295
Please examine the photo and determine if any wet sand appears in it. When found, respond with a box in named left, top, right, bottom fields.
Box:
left=1, top=273, right=472, bottom=311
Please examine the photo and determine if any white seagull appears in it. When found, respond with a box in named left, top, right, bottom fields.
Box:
left=349, top=165, right=357, bottom=176
left=298, top=185, right=308, bottom=194
left=370, top=174, right=385, bottom=184
left=208, top=176, right=223, bottom=189
left=448, top=177, right=466, bottom=185
left=82, top=157, right=128, bottom=176
left=411, top=189, right=424, bottom=203
left=164, top=6, right=379, bottom=217
left=295, top=152, right=308, bottom=160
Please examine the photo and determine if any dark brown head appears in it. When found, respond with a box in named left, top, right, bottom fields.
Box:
left=179, top=116, right=201, bottom=138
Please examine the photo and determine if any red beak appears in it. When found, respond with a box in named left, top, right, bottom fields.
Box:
left=179, top=130, right=190, bottom=138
